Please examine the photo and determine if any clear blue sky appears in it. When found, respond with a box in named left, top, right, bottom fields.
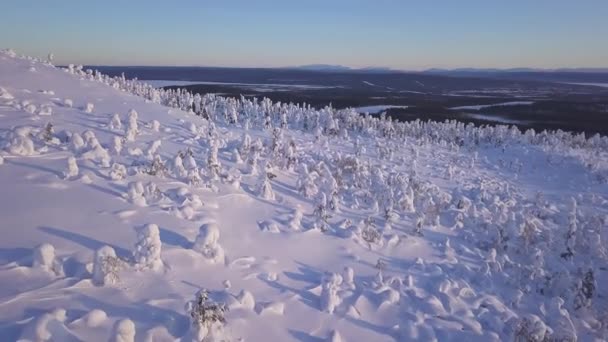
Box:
left=1, top=0, right=607, bottom=69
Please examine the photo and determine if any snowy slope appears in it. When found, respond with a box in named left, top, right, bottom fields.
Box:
left=0, top=49, right=607, bottom=341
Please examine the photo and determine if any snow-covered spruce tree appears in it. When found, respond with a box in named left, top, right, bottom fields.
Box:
left=207, top=141, right=221, bottom=180
left=232, top=148, right=243, bottom=164
left=359, top=216, right=382, bottom=247
left=320, top=272, right=343, bottom=314
left=288, top=205, right=303, bottom=231
left=297, top=164, right=318, bottom=199
left=173, top=153, right=188, bottom=179
left=133, top=223, right=163, bottom=271
left=146, top=154, right=167, bottom=177
left=92, top=246, right=123, bottom=286
left=561, top=197, right=578, bottom=260
left=193, top=223, right=224, bottom=264
left=111, top=319, right=136, bottom=342
left=63, top=156, right=79, bottom=179
left=126, top=181, right=147, bottom=206
left=283, top=138, right=297, bottom=170
left=573, top=267, right=596, bottom=310
left=84, top=102, right=94, bottom=113
left=258, top=172, right=275, bottom=201
left=33, top=243, right=63, bottom=275
left=112, top=136, right=124, bottom=155
left=109, top=113, right=122, bottom=130
left=313, top=193, right=331, bottom=232
left=186, top=289, right=228, bottom=341
left=125, top=109, right=139, bottom=141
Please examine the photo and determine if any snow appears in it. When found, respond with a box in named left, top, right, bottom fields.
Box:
left=145, top=79, right=336, bottom=91
left=353, top=105, right=409, bottom=114
left=1, top=49, right=608, bottom=341
left=464, top=113, right=529, bottom=125
left=563, top=82, right=608, bottom=88
left=451, top=101, right=534, bottom=110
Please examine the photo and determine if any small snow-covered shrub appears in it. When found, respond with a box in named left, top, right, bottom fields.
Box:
left=193, top=223, right=224, bottom=263
left=320, top=272, right=343, bottom=314
left=24, top=102, right=37, bottom=114
left=109, top=113, right=122, bottom=130
left=512, top=314, right=551, bottom=342
left=64, top=156, right=79, bottom=179
left=288, top=206, right=303, bottom=231
left=112, top=319, right=135, bottom=342
left=112, top=136, right=123, bottom=155
left=126, top=181, right=146, bottom=206
left=84, top=102, right=94, bottom=113
left=92, top=246, right=123, bottom=286
left=38, top=104, right=52, bottom=116
left=81, top=144, right=111, bottom=167
left=146, top=140, right=162, bottom=158
left=70, top=132, right=85, bottom=152
left=125, top=109, right=139, bottom=141
left=133, top=223, right=163, bottom=270
left=150, top=120, right=160, bottom=132
left=109, top=162, right=127, bottom=180
left=63, top=99, right=73, bottom=108
left=6, top=126, right=36, bottom=156
left=258, top=174, right=275, bottom=201
left=186, top=289, right=228, bottom=341
left=236, top=289, right=256, bottom=310
left=145, top=154, right=167, bottom=176
left=33, top=243, right=62, bottom=275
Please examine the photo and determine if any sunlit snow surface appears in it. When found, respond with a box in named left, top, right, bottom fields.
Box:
left=0, top=50, right=607, bottom=341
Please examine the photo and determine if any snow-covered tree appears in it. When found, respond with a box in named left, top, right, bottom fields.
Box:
left=133, top=223, right=163, bottom=270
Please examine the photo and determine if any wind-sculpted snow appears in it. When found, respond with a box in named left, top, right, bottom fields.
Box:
left=0, top=48, right=607, bottom=341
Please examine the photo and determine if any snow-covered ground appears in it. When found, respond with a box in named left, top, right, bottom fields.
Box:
left=1, top=49, right=608, bottom=341
left=563, top=82, right=608, bottom=89
left=353, top=105, right=409, bottom=114
left=145, top=80, right=336, bottom=91
left=450, top=101, right=534, bottom=111
left=463, top=113, right=529, bottom=125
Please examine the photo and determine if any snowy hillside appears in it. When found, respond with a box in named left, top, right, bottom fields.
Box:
left=0, top=48, right=607, bottom=341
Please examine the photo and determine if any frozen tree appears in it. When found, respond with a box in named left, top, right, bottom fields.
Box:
left=232, top=148, right=243, bottom=164
left=84, top=102, right=94, bottom=113
left=561, top=197, right=578, bottom=260
left=186, top=289, right=228, bottom=341
left=288, top=206, right=303, bottom=231
left=109, top=113, right=122, bottom=130
left=173, top=153, right=188, bottom=178
left=320, top=272, right=343, bottom=314
left=258, top=173, right=275, bottom=201
left=33, top=243, right=62, bottom=275
left=133, top=223, right=163, bottom=271
left=297, top=164, right=318, bottom=199
left=126, top=181, right=146, bottom=206
left=125, top=109, right=139, bottom=141
left=193, top=223, right=224, bottom=264
left=207, top=141, right=221, bottom=180
left=284, top=138, right=297, bottom=170
left=63, top=156, right=79, bottom=179
left=109, top=162, right=127, bottom=180
left=112, top=136, right=123, bottom=155
left=151, top=119, right=160, bottom=132
left=111, top=319, right=136, bottom=342
left=313, top=193, right=331, bottom=232
left=92, top=246, right=122, bottom=286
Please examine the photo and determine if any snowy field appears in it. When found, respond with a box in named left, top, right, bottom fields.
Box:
left=353, top=105, right=409, bottom=114
left=1, top=49, right=608, bottom=341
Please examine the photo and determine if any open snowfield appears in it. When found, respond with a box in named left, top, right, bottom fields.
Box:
left=1, top=49, right=608, bottom=341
